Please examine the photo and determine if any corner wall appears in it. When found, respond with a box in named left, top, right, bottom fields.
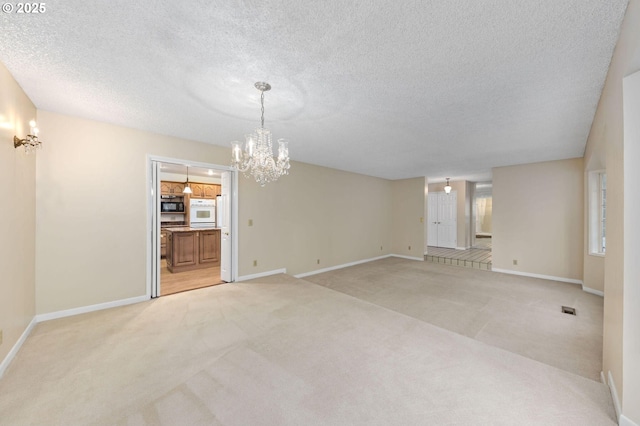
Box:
left=0, top=63, right=36, bottom=370
left=583, top=1, right=640, bottom=421
left=622, top=69, right=640, bottom=424
left=492, top=158, right=584, bottom=282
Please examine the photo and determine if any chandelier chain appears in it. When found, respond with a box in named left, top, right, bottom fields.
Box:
left=260, top=91, right=265, bottom=129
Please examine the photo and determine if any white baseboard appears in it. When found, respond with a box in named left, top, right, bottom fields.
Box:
left=295, top=256, right=391, bottom=278
left=237, top=268, right=287, bottom=282
left=390, top=254, right=424, bottom=262
left=35, top=295, right=149, bottom=323
left=605, top=371, right=639, bottom=426
left=608, top=371, right=622, bottom=421
left=604, top=371, right=640, bottom=426
left=492, top=268, right=583, bottom=285
left=455, top=247, right=468, bottom=251
left=0, top=317, right=37, bottom=379
left=582, top=286, right=604, bottom=297
left=621, top=415, right=639, bottom=426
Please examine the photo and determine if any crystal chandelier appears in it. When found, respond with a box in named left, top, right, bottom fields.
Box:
left=231, top=82, right=290, bottom=187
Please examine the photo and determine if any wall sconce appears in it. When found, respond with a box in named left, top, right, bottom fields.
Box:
left=14, top=120, right=42, bottom=153
left=444, top=178, right=452, bottom=194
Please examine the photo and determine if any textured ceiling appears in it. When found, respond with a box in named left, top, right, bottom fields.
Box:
left=0, top=1, right=628, bottom=181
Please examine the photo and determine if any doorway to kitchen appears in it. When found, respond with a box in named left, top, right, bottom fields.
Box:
left=147, top=156, right=238, bottom=298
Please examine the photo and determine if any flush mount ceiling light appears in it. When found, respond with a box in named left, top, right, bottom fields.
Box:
left=444, top=178, right=452, bottom=194
left=14, top=120, right=43, bottom=153
left=183, top=166, right=192, bottom=194
left=231, top=82, right=290, bottom=187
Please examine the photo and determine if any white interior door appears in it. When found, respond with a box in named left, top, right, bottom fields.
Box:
left=427, top=191, right=457, bottom=248
left=427, top=193, right=439, bottom=246
left=151, top=161, right=161, bottom=297
left=438, top=192, right=457, bottom=248
left=220, top=171, right=232, bottom=282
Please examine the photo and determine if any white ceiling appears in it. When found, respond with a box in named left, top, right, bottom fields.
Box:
left=0, top=1, right=628, bottom=182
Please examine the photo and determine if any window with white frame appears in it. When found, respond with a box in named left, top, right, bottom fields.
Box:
left=589, top=170, right=606, bottom=255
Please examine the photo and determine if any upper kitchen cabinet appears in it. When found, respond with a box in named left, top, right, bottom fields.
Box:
left=161, top=181, right=185, bottom=195
left=204, top=184, right=221, bottom=198
left=190, top=183, right=221, bottom=199
left=190, top=183, right=205, bottom=198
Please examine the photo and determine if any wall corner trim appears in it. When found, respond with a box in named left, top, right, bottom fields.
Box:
left=237, top=268, right=287, bottom=282
left=35, top=295, right=149, bottom=323
left=0, top=317, right=37, bottom=379
left=491, top=268, right=583, bottom=285
left=582, top=286, right=605, bottom=297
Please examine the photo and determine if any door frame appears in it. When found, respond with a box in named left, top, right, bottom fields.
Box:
left=145, top=155, right=239, bottom=298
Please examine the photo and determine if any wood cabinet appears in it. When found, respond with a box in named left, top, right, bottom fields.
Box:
left=166, top=229, right=220, bottom=273
left=204, top=184, right=221, bottom=198
left=191, top=183, right=221, bottom=199
left=199, top=229, right=221, bottom=264
left=190, top=183, right=205, bottom=198
left=160, top=230, right=167, bottom=258
left=161, top=181, right=185, bottom=195
left=161, top=181, right=220, bottom=198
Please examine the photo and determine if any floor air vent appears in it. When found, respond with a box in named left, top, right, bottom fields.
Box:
left=562, top=306, right=576, bottom=316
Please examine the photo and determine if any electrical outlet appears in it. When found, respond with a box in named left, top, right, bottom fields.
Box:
left=248, top=219, right=253, bottom=226
left=317, top=259, right=320, bottom=264
left=253, top=260, right=257, bottom=267
left=513, top=259, right=518, bottom=265
left=408, top=245, right=411, bottom=250
left=420, top=217, right=424, bottom=223
left=380, top=245, right=383, bottom=250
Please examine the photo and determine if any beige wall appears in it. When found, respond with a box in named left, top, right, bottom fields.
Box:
left=584, top=1, right=640, bottom=420
left=623, top=68, right=640, bottom=425
left=34, top=110, right=398, bottom=314
left=492, top=158, right=584, bottom=281
left=0, top=63, right=37, bottom=367
left=239, top=162, right=393, bottom=276
left=428, top=180, right=471, bottom=248
left=391, top=178, right=425, bottom=257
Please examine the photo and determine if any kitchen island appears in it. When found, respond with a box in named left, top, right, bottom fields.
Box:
left=165, top=227, right=221, bottom=273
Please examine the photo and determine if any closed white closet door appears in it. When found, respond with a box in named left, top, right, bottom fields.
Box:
left=438, top=192, right=457, bottom=248
left=427, top=191, right=457, bottom=248
left=427, top=193, right=439, bottom=247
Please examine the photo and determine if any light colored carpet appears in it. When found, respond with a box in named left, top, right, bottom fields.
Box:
left=305, top=257, right=604, bottom=381
left=0, top=266, right=615, bottom=425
